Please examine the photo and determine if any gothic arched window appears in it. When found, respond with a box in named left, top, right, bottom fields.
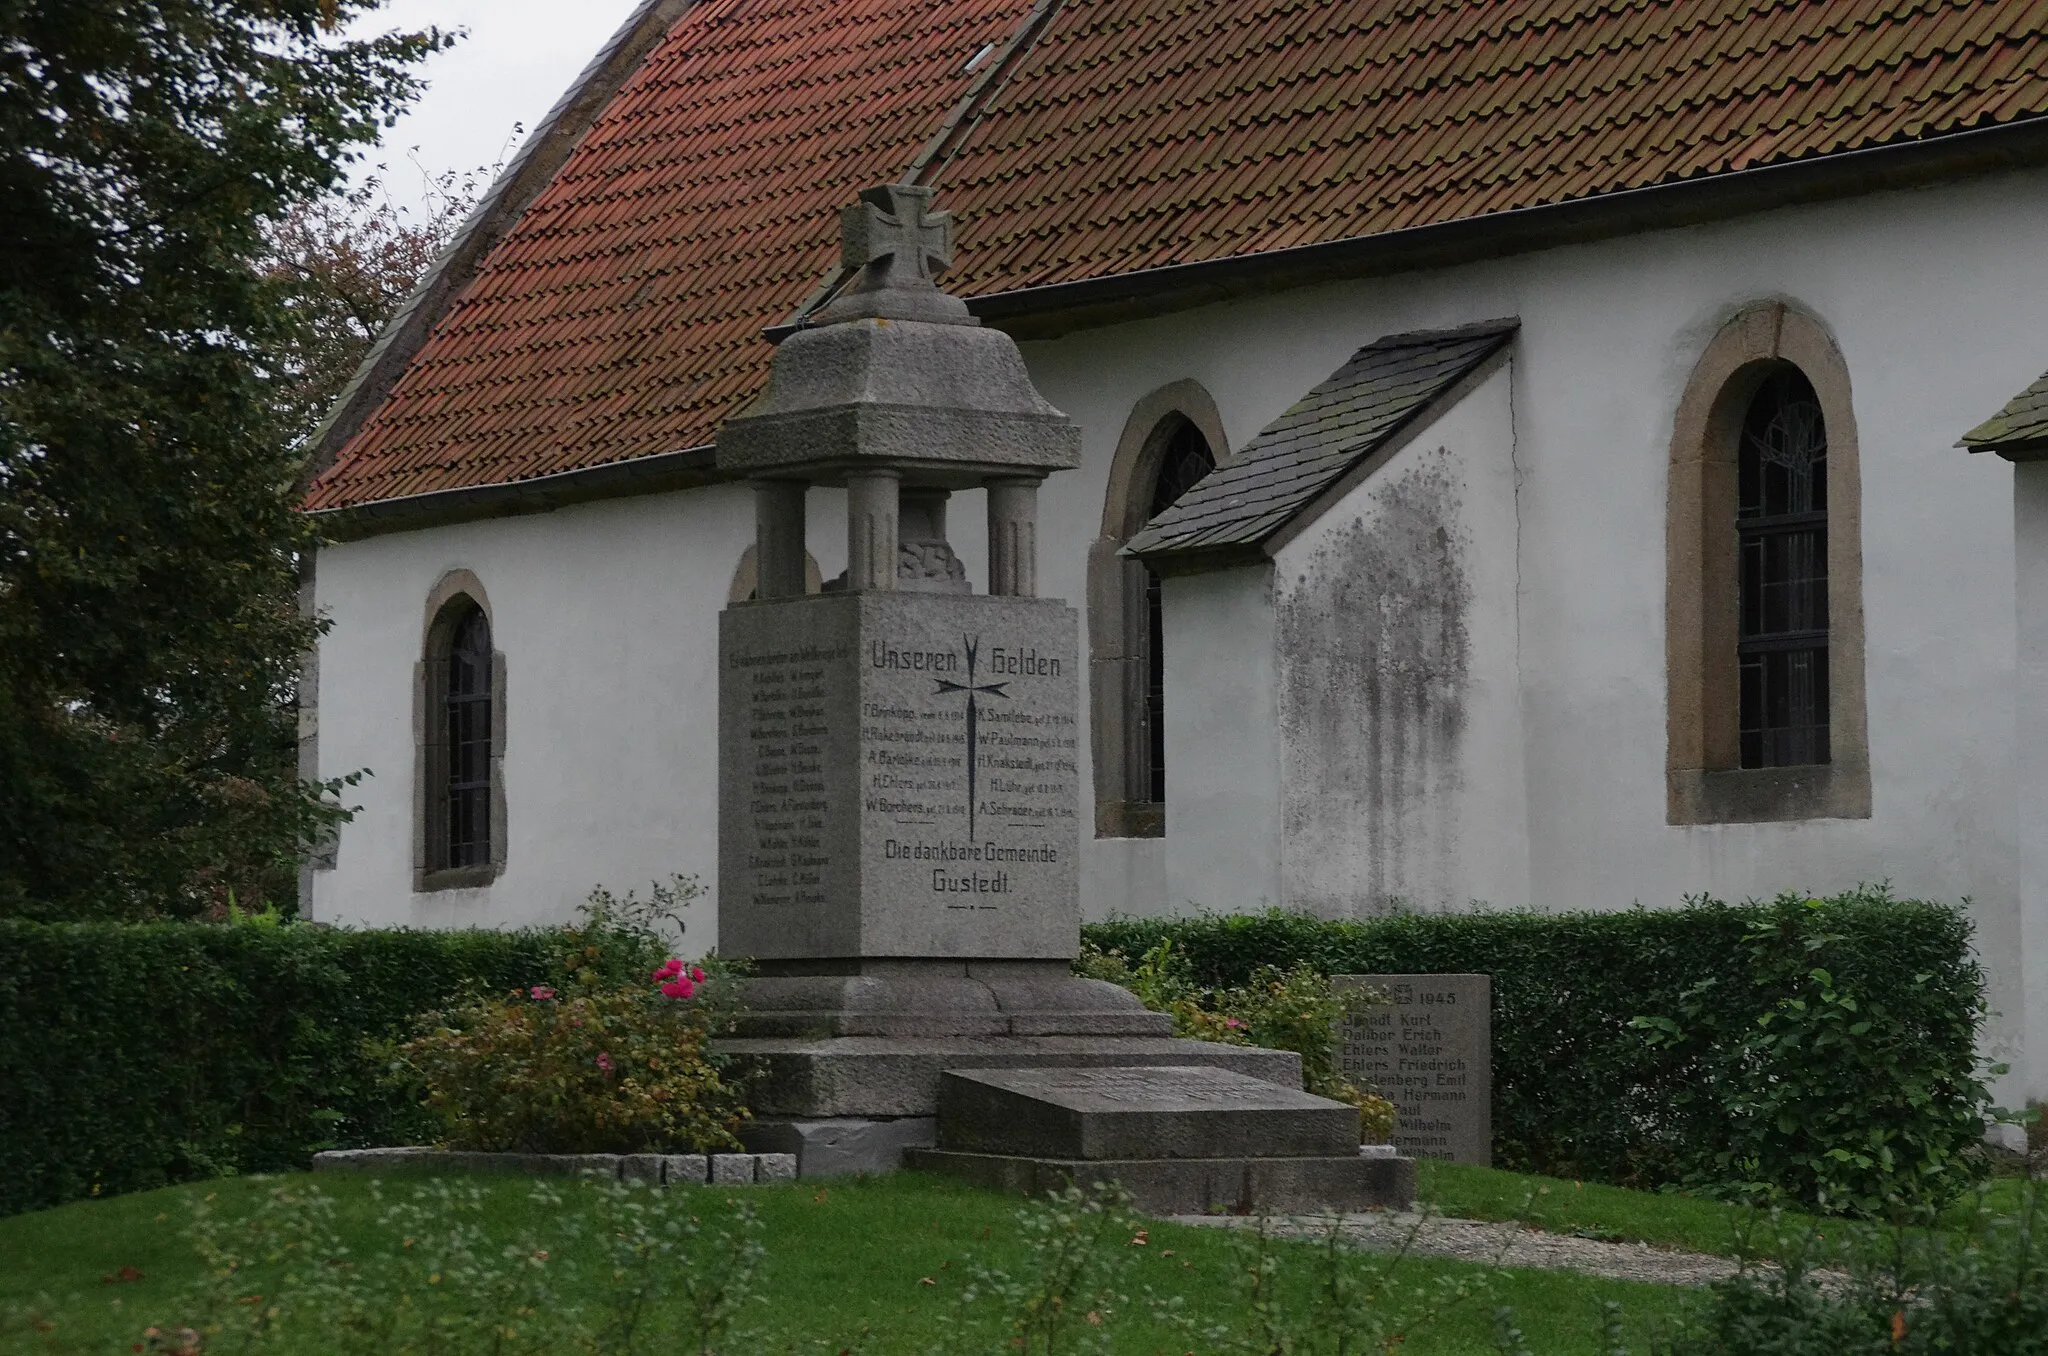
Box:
left=1737, top=368, right=1829, bottom=768
left=443, top=606, right=494, bottom=867
left=1091, top=385, right=1227, bottom=838
left=1141, top=419, right=1217, bottom=802
left=1665, top=302, right=1868, bottom=825
left=417, top=573, right=506, bottom=889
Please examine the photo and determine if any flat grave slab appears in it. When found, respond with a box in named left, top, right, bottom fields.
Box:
left=935, top=1064, right=1358, bottom=1161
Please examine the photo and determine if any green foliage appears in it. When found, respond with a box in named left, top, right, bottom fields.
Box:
left=393, top=975, right=749, bottom=1155
left=0, top=916, right=649, bottom=1218
left=1077, top=940, right=1397, bottom=1141
left=1083, top=888, right=1992, bottom=1212
left=0, top=1, right=449, bottom=919
left=1164, top=1214, right=1501, bottom=1356
left=112, top=1175, right=769, bottom=1356
left=1631, top=895, right=1999, bottom=1217
left=938, top=1183, right=1139, bottom=1355
left=0, top=1170, right=1712, bottom=1353
left=1668, top=1179, right=2048, bottom=1355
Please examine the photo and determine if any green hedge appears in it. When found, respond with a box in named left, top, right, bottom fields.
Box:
left=1, top=891, right=1993, bottom=1218
left=1083, top=890, right=1993, bottom=1211
left=0, top=920, right=567, bottom=1217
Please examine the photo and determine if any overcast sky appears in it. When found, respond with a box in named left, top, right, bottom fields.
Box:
left=348, top=0, right=645, bottom=209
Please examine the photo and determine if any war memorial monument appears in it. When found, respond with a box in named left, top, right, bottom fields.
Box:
left=713, top=184, right=1413, bottom=1212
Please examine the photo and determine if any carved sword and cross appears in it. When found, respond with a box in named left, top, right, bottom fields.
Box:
left=933, top=634, right=1007, bottom=841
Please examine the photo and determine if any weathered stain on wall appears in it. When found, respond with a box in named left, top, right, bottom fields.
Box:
left=1277, top=446, right=1471, bottom=913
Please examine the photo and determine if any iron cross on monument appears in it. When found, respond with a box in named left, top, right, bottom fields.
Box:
left=840, top=183, right=953, bottom=289
left=933, top=634, right=1010, bottom=841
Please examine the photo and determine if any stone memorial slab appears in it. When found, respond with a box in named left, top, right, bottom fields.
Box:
left=720, top=590, right=1080, bottom=962
left=1335, top=974, right=1491, bottom=1165
left=935, top=1065, right=1358, bottom=1161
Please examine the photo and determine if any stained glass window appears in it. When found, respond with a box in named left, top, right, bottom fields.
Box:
left=1737, top=368, right=1829, bottom=768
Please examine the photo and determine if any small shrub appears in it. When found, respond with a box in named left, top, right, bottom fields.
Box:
left=394, top=957, right=749, bottom=1154
left=938, top=1182, right=1140, bottom=1356
left=1077, top=940, right=1397, bottom=1142
left=1632, top=891, right=2000, bottom=1217
left=1666, top=1178, right=2048, bottom=1354
left=1165, top=1212, right=1502, bottom=1356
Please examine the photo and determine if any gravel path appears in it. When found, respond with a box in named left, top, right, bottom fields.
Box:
left=1169, top=1212, right=1747, bottom=1288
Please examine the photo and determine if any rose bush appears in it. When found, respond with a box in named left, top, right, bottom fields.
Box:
left=393, top=954, right=749, bottom=1155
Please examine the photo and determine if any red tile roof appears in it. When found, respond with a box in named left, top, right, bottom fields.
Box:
left=308, top=0, right=2048, bottom=513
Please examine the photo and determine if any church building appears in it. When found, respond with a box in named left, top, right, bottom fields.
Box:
left=299, top=0, right=2048, bottom=1103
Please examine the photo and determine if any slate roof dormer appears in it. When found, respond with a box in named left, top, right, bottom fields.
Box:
left=1124, top=321, right=1518, bottom=573
left=1958, top=368, right=2048, bottom=461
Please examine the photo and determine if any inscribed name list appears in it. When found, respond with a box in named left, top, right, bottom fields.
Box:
left=1334, top=974, right=1491, bottom=1165
left=719, top=590, right=1080, bottom=961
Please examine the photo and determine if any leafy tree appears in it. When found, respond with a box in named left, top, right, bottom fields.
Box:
left=0, top=1, right=450, bottom=918
left=262, top=161, right=490, bottom=443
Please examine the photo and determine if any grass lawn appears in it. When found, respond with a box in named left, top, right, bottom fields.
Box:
left=1, top=1170, right=1703, bottom=1355
left=1415, top=1161, right=1838, bottom=1259
left=1418, top=1159, right=2045, bottom=1263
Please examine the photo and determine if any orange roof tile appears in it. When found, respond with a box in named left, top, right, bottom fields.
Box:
left=308, top=0, right=2048, bottom=513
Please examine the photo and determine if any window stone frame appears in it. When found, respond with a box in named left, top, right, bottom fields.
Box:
left=415, top=570, right=509, bottom=890
left=1666, top=302, right=1870, bottom=824
left=1089, top=380, right=1230, bottom=838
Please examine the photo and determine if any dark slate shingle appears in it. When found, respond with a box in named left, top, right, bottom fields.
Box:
left=1125, top=321, right=1517, bottom=564
left=1958, top=369, right=2048, bottom=457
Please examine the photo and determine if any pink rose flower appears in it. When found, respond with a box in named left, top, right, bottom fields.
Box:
left=653, top=958, right=684, bottom=981
left=528, top=986, right=557, bottom=1001
left=659, top=977, right=695, bottom=1000
left=596, top=1052, right=615, bottom=1073
left=690, top=965, right=706, bottom=984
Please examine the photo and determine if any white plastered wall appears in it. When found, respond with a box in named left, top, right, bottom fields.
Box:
left=1158, top=567, right=1283, bottom=914
left=2012, top=460, right=2048, bottom=1100
left=1269, top=364, right=1531, bottom=915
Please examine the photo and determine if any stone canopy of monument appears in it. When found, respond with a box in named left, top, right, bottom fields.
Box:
left=1336, top=974, right=1492, bottom=1166
left=710, top=187, right=1413, bottom=1212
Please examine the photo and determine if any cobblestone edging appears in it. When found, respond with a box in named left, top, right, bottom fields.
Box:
left=311, top=1147, right=796, bottom=1186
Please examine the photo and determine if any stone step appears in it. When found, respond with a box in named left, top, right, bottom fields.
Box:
left=906, top=1146, right=1414, bottom=1215
left=936, top=1065, right=1360, bottom=1161
left=717, top=1034, right=1303, bottom=1118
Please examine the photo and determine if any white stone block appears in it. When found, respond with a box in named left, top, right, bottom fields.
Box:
left=710, top=1153, right=757, bottom=1185
left=661, top=1154, right=709, bottom=1186
left=756, top=1152, right=798, bottom=1182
